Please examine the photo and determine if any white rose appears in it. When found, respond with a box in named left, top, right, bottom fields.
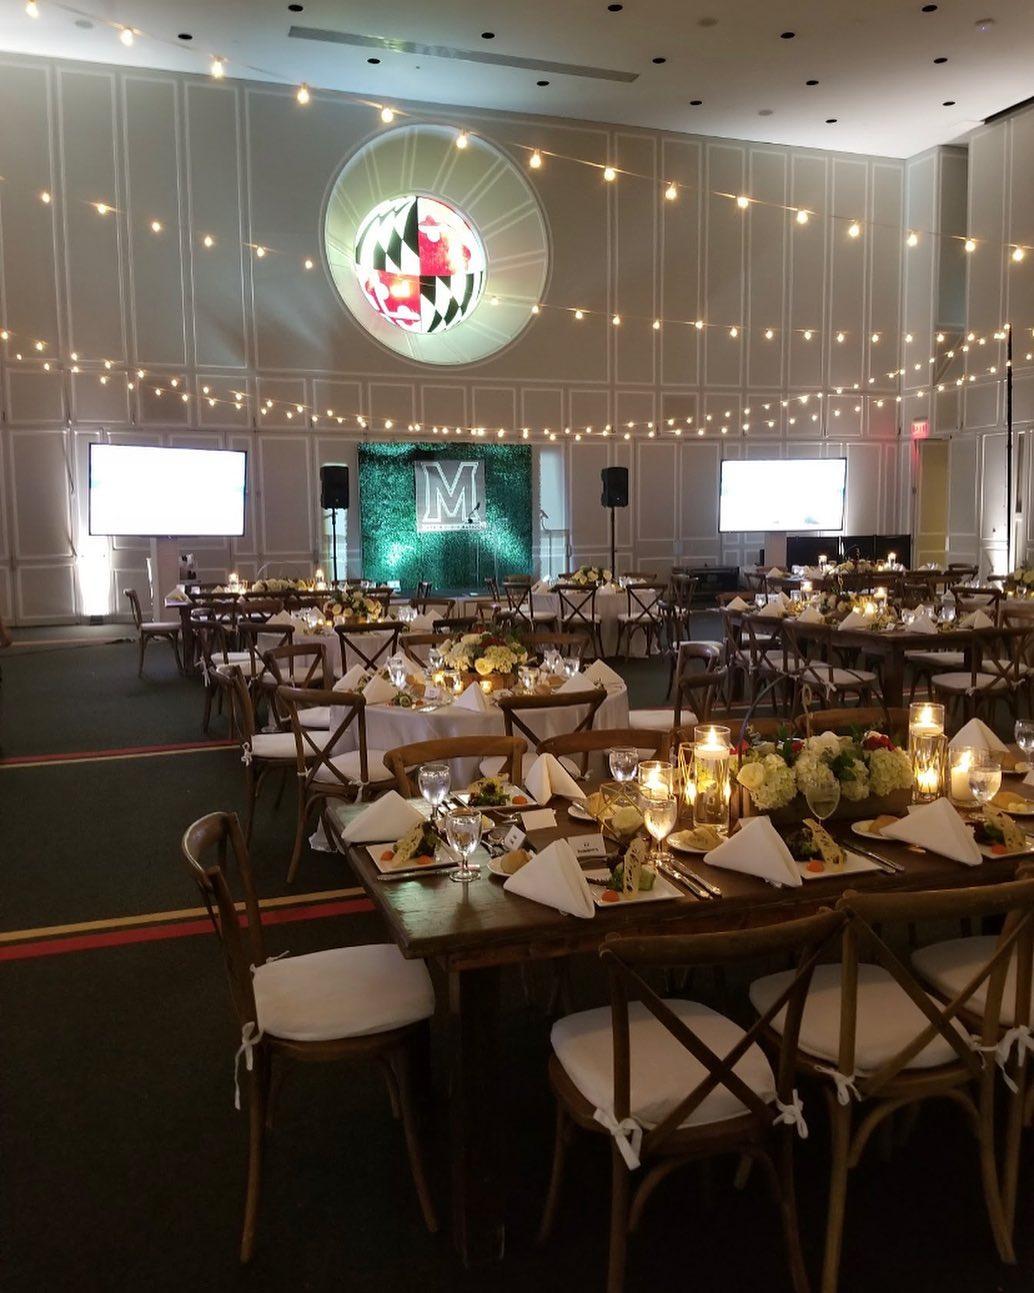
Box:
left=737, top=762, right=767, bottom=792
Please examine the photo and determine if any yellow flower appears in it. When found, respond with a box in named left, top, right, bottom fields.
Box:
left=737, top=762, right=766, bottom=793
left=474, top=656, right=494, bottom=676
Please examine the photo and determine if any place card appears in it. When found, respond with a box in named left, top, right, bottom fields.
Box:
left=501, top=824, right=527, bottom=852
left=570, top=832, right=607, bottom=860
left=521, top=808, right=557, bottom=832
left=1024, top=771, right=1034, bottom=787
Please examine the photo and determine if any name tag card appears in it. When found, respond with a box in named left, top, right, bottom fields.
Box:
left=570, top=833, right=607, bottom=860
left=521, top=808, right=557, bottom=832
left=501, top=825, right=526, bottom=852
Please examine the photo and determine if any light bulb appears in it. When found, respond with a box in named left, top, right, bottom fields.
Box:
left=254, top=245, right=266, bottom=258
left=1013, top=246, right=1025, bottom=262
left=150, top=219, right=162, bottom=233
left=736, top=195, right=750, bottom=209
left=25, top=1, right=39, bottom=17
left=964, top=237, right=976, bottom=252
left=380, top=107, right=395, bottom=123
left=119, top=27, right=134, bottom=47
left=664, top=182, right=677, bottom=200
left=906, top=230, right=919, bottom=247
left=803, top=329, right=813, bottom=341
left=612, top=314, right=621, bottom=326
left=936, top=331, right=945, bottom=342
left=456, top=130, right=469, bottom=149
left=40, top=190, right=51, bottom=204
left=795, top=209, right=809, bottom=224
left=694, top=319, right=704, bottom=330
left=729, top=326, right=738, bottom=338
left=304, top=257, right=314, bottom=270
left=905, top=332, right=913, bottom=343
left=764, top=328, right=774, bottom=340
left=871, top=332, right=880, bottom=343
left=574, top=309, right=584, bottom=320
left=603, top=165, right=616, bottom=181
left=210, top=57, right=225, bottom=79
left=848, top=221, right=861, bottom=238
left=529, top=150, right=542, bottom=169
left=95, top=202, right=110, bottom=216
left=652, top=319, right=661, bottom=330
left=202, top=234, right=214, bottom=248
left=531, top=304, right=540, bottom=314
left=836, top=331, right=845, bottom=343
left=34, top=340, right=44, bottom=351
left=296, top=83, right=310, bottom=105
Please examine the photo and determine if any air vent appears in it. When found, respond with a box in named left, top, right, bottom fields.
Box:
left=288, top=25, right=638, bottom=83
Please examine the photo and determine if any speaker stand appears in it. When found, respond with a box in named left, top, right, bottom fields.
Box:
left=608, top=506, right=616, bottom=576
left=329, top=508, right=339, bottom=584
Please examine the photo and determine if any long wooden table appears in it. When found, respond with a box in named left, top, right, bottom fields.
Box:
left=328, top=770, right=1033, bottom=1267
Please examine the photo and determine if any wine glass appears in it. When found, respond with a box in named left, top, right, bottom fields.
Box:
left=804, top=777, right=842, bottom=824
left=967, top=750, right=1003, bottom=808
left=518, top=664, right=540, bottom=692
left=641, top=791, right=678, bottom=865
left=387, top=654, right=408, bottom=690
left=445, top=807, right=483, bottom=883
left=609, top=747, right=639, bottom=782
left=417, top=761, right=451, bottom=822
left=562, top=656, right=581, bottom=679
left=1015, top=720, right=1034, bottom=765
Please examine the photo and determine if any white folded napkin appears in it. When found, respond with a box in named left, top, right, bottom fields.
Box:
left=768, top=567, right=785, bottom=579
left=584, top=659, right=624, bottom=689
left=726, top=596, right=749, bottom=611
left=362, top=672, right=397, bottom=705
left=948, top=717, right=1009, bottom=754
left=334, top=663, right=370, bottom=693
left=881, top=797, right=982, bottom=865
left=757, top=599, right=786, bottom=619
left=837, top=610, right=868, bottom=631
left=556, top=672, right=592, bottom=694
left=798, top=605, right=824, bottom=624
left=453, top=681, right=494, bottom=713
left=525, top=752, right=584, bottom=805
left=166, top=586, right=189, bottom=603
left=906, top=612, right=939, bottom=634
left=407, top=613, right=436, bottom=632
left=704, top=815, right=802, bottom=887
left=960, top=609, right=995, bottom=630
left=532, top=579, right=552, bottom=595
left=503, top=838, right=595, bottom=918
left=266, top=610, right=297, bottom=627
left=342, top=790, right=424, bottom=843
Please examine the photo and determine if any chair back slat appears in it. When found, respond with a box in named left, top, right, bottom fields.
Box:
left=494, top=689, right=605, bottom=751
left=384, top=736, right=527, bottom=795
left=278, top=685, right=370, bottom=792
left=334, top=621, right=401, bottom=673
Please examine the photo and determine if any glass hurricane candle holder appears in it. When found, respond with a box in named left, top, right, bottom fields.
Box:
left=909, top=702, right=946, bottom=803
left=949, top=746, right=978, bottom=805
left=637, top=760, right=674, bottom=796
left=690, top=724, right=732, bottom=834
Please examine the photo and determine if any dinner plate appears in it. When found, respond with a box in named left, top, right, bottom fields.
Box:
left=456, top=783, right=533, bottom=810
left=851, top=819, right=896, bottom=840
left=582, top=867, right=681, bottom=906
left=668, top=830, right=716, bottom=855
left=566, top=801, right=596, bottom=823
left=1002, top=761, right=1032, bottom=776
left=990, top=796, right=1034, bottom=817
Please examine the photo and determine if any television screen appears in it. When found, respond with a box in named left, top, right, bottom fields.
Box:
left=88, top=444, right=247, bottom=537
left=718, top=458, right=846, bottom=532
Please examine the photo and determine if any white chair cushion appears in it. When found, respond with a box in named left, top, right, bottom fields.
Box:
left=813, top=667, right=878, bottom=687
left=617, top=612, right=662, bottom=623
left=750, top=963, right=965, bottom=1073
left=931, top=672, right=1009, bottom=692
left=299, top=706, right=331, bottom=729
left=250, top=730, right=330, bottom=759
left=905, top=651, right=966, bottom=668
left=551, top=999, right=775, bottom=1130
left=143, top=620, right=180, bottom=632
left=762, top=651, right=801, bottom=673
left=479, top=751, right=579, bottom=779
left=314, top=749, right=392, bottom=783
left=253, top=944, right=434, bottom=1042
left=912, top=936, right=1031, bottom=1029
left=628, top=707, right=700, bottom=732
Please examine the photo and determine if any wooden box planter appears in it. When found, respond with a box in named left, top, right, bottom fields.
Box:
left=733, top=786, right=912, bottom=827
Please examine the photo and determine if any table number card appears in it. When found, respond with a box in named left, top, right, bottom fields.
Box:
left=570, top=833, right=607, bottom=860
left=501, top=824, right=527, bottom=852
left=521, top=808, right=557, bottom=831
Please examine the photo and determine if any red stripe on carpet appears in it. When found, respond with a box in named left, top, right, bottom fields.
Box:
left=0, top=739, right=237, bottom=766
left=0, top=897, right=375, bottom=962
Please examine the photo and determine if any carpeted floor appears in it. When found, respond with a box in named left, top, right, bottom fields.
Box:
left=1, top=632, right=1030, bottom=1292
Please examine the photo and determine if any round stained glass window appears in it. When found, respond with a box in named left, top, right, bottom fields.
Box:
left=353, top=194, right=487, bottom=334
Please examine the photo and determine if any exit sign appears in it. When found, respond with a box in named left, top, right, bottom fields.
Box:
left=911, top=419, right=930, bottom=439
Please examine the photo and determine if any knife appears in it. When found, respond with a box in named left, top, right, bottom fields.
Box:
left=846, top=841, right=904, bottom=873
left=659, top=860, right=712, bottom=899
left=377, top=864, right=458, bottom=882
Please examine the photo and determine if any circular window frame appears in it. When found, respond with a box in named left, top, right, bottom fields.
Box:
left=323, top=123, right=550, bottom=366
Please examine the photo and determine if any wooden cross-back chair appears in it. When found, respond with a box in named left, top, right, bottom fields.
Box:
left=235, top=620, right=295, bottom=696
left=739, top=614, right=793, bottom=713
left=334, top=621, right=401, bottom=674
left=751, top=876, right=1034, bottom=1292
left=780, top=619, right=879, bottom=714
left=263, top=643, right=329, bottom=729
left=951, top=585, right=1003, bottom=621
left=628, top=642, right=726, bottom=736
left=930, top=625, right=1031, bottom=725
left=795, top=704, right=910, bottom=744
left=554, top=583, right=605, bottom=659
left=539, top=909, right=845, bottom=1293
left=518, top=630, right=588, bottom=660
left=384, top=735, right=527, bottom=796
left=537, top=727, right=671, bottom=776
left=495, top=688, right=605, bottom=749
left=277, top=685, right=394, bottom=882
left=614, top=580, right=667, bottom=659
left=410, top=595, right=455, bottom=621
left=432, top=616, right=481, bottom=635
left=414, top=579, right=432, bottom=604
left=661, top=572, right=698, bottom=659
left=399, top=632, right=448, bottom=668
left=123, top=587, right=183, bottom=676
left=180, top=810, right=437, bottom=1263
left=501, top=581, right=556, bottom=633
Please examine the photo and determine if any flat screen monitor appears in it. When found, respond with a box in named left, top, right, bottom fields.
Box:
left=88, top=444, right=247, bottom=537
left=718, top=457, right=846, bottom=533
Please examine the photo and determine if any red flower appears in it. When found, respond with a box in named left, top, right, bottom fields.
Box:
left=862, top=732, right=894, bottom=752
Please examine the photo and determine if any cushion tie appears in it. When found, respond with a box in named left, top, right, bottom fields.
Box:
left=993, top=1025, right=1034, bottom=1093
left=241, top=744, right=253, bottom=766
left=773, top=1089, right=809, bottom=1138
left=200, top=659, right=211, bottom=687
left=593, top=1108, right=643, bottom=1170
left=233, top=1021, right=263, bottom=1111
left=814, top=1065, right=861, bottom=1105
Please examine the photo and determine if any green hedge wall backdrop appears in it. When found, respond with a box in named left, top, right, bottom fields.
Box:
left=357, top=443, right=533, bottom=589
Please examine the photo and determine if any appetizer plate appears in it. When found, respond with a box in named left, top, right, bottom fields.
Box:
left=976, top=838, right=1034, bottom=860
left=582, top=867, right=681, bottom=906
left=456, top=782, right=532, bottom=809
left=990, top=796, right=1034, bottom=817
left=795, top=849, right=883, bottom=881
left=366, top=842, right=490, bottom=875
left=566, top=801, right=596, bottom=823
left=669, top=830, right=721, bottom=856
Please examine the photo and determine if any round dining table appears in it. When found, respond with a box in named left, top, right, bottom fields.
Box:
left=457, top=585, right=657, bottom=658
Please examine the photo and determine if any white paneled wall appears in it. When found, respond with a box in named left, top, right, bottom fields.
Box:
left=0, top=53, right=909, bottom=623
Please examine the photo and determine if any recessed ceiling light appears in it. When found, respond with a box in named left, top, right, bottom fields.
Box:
left=933, top=55, right=948, bottom=63
left=921, top=3, right=938, bottom=10
left=75, top=17, right=92, bottom=27
left=177, top=32, right=192, bottom=40
left=652, top=56, right=666, bottom=63
left=607, top=3, right=623, bottom=9
left=759, top=108, right=774, bottom=116
left=287, top=4, right=303, bottom=11
left=805, top=78, right=819, bottom=85
left=367, top=57, right=380, bottom=64
left=974, top=17, right=995, bottom=31
left=825, top=117, right=838, bottom=124
left=698, top=16, right=718, bottom=27
left=536, top=79, right=550, bottom=86
left=943, top=99, right=956, bottom=106
left=481, top=31, right=495, bottom=39
left=780, top=31, right=795, bottom=39
left=689, top=98, right=703, bottom=106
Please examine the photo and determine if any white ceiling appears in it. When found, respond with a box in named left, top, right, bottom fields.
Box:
left=2, top=0, right=1032, bottom=158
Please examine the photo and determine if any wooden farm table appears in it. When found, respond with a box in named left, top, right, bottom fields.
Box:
left=327, top=771, right=1032, bottom=1268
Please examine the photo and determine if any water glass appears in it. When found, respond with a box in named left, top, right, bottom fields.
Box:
left=609, top=747, right=639, bottom=782
left=641, top=791, right=678, bottom=864
left=1015, top=720, right=1034, bottom=761
left=562, top=656, right=581, bottom=679
left=427, top=645, right=444, bottom=672
left=418, top=761, right=451, bottom=820
left=518, top=664, right=540, bottom=692
left=967, top=750, right=1003, bottom=807
left=445, top=807, right=483, bottom=883
left=387, top=654, right=408, bottom=689
left=804, top=778, right=841, bottom=823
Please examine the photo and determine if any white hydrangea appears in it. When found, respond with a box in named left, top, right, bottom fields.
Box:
left=868, top=747, right=914, bottom=797
left=738, top=753, right=797, bottom=810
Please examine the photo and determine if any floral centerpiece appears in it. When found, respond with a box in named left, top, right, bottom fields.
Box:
left=832, top=558, right=878, bottom=575
left=251, top=577, right=311, bottom=594
left=441, top=631, right=528, bottom=690
left=1009, top=565, right=1034, bottom=589
left=569, top=564, right=612, bottom=587
left=735, top=726, right=913, bottom=823
left=325, top=589, right=383, bottom=622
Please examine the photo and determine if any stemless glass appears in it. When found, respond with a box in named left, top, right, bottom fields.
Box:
left=609, top=747, right=639, bottom=783
left=417, top=761, right=451, bottom=822
left=804, top=777, right=842, bottom=823
left=445, top=807, right=484, bottom=883
left=1015, top=720, right=1034, bottom=763
left=967, top=750, right=1003, bottom=807
left=387, top=655, right=408, bottom=689
left=427, top=645, right=444, bottom=673
left=562, top=656, right=581, bottom=679
left=641, top=791, right=678, bottom=865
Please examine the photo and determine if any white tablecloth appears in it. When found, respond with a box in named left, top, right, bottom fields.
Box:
left=457, top=587, right=659, bottom=657
left=260, top=622, right=399, bottom=678
left=329, top=681, right=630, bottom=784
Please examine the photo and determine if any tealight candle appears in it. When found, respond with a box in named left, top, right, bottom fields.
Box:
left=887, top=552, right=897, bottom=565
left=801, top=579, right=813, bottom=595
left=638, top=760, right=674, bottom=795
left=479, top=679, right=492, bottom=694
left=950, top=747, right=977, bottom=803
left=908, top=702, right=945, bottom=802
left=689, top=725, right=731, bottom=834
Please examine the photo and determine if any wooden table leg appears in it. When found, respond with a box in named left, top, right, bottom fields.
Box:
left=178, top=604, right=197, bottom=675
left=449, top=963, right=505, bottom=1266
left=882, top=649, right=905, bottom=709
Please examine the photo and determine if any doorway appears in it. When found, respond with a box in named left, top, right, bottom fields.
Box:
left=915, top=438, right=949, bottom=567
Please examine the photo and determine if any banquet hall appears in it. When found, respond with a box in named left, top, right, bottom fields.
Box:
left=4, top=2, right=1034, bottom=1290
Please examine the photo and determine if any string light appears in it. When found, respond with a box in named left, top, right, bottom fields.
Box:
left=529, top=150, right=542, bottom=169
left=602, top=166, right=617, bottom=182
left=202, top=234, right=214, bottom=248
left=964, top=238, right=976, bottom=252
left=118, top=26, right=135, bottom=47
left=25, top=1, right=39, bottom=17
left=736, top=195, right=750, bottom=210
left=652, top=318, right=661, bottom=329
left=254, top=245, right=266, bottom=258
left=847, top=221, right=861, bottom=238
left=150, top=219, right=162, bottom=233
left=40, top=190, right=51, bottom=204
left=664, top=182, right=677, bottom=200
left=764, top=328, right=774, bottom=340
left=379, top=107, right=395, bottom=124
left=296, top=83, right=311, bottom=106
left=611, top=314, right=621, bottom=326
left=303, top=257, right=314, bottom=269
left=95, top=202, right=110, bottom=216
left=795, top=209, right=809, bottom=225
left=906, top=231, right=919, bottom=247
left=456, top=130, right=469, bottom=149
left=1013, top=246, right=1026, bottom=262
left=210, top=57, right=225, bottom=79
